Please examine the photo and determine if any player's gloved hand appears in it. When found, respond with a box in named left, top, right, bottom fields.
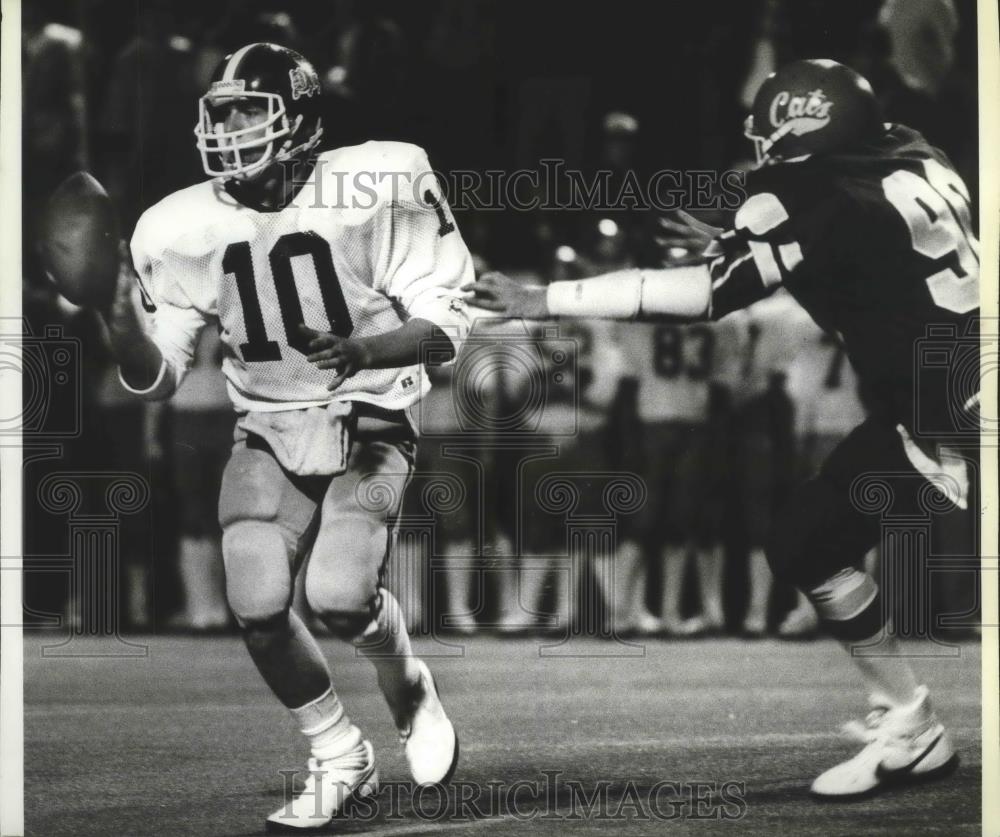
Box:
left=461, top=272, right=549, bottom=319
left=655, top=210, right=723, bottom=263
left=300, top=324, right=372, bottom=391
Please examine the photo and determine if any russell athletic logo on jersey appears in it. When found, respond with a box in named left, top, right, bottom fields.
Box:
left=768, top=88, right=833, bottom=136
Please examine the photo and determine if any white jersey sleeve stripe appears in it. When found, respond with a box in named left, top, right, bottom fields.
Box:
left=749, top=241, right=783, bottom=287
left=711, top=252, right=753, bottom=291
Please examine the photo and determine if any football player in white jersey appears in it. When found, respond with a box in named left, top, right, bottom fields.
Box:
left=98, top=44, right=470, bottom=831
left=616, top=316, right=743, bottom=636
left=731, top=291, right=808, bottom=637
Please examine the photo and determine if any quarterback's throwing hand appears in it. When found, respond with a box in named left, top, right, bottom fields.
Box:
left=461, top=272, right=549, bottom=319
left=299, top=325, right=371, bottom=391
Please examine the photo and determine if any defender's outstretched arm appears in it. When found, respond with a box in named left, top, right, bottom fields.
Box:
left=464, top=264, right=713, bottom=322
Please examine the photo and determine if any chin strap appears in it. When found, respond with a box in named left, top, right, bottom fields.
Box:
left=222, top=115, right=324, bottom=182
left=276, top=115, right=324, bottom=164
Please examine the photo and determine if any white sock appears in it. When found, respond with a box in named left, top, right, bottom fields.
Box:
left=661, top=547, right=686, bottom=624
left=841, top=630, right=920, bottom=707
left=696, top=545, right=725, bottom=625
left=289, top=688, right=365, bottom=766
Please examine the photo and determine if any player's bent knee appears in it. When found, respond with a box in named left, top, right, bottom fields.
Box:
left=805, top=567, right=885, bottom=642
left=316, top=608, right=373, bottom=641
left=221, top=521, right=293, bottom=626
left=303, top=572, right=376, bottom=640
left=240, top=611, right=292, bottom=643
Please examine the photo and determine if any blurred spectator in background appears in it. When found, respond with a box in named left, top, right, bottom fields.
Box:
left=422, top=0, right=499, bottom=172
left=500, top=319, right=626, bottom=634
left=869, top=0, right=976, bottom=198
left=615, top=324, right=715, bottom=636
left=87, top=305, right=157, bottom=629
left=879, top=0, right=958, bottom=94
left=731, top=293, right=803, bottom=637
left=592, top=112, right=643, bottom=261
left=416, top=361, right=488, bottom=635
left=22, top=2, right=88, bottom=292
left=95, top=0, right=203, bottom=229
left=320, top=15, right=419, bottom=147
left=163, top=328, right=231, bottom=632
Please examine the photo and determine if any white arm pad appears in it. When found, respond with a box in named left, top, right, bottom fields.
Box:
left=545, top=265, right=711, bottom=320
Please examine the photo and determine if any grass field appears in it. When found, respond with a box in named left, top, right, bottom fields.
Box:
left=24, top=634, right=982, bottom=836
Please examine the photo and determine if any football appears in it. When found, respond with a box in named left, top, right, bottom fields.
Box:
left=40, top=171, right=121, bottom=309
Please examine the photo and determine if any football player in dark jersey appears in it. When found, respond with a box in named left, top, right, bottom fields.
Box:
left=467, top=59, right=979, bottom=799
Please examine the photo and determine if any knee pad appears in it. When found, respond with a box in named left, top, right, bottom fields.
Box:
left=304, top=511, right=386, bottom=638
left=805, top=567, right=885, bottom=641
left=222, top=521, right=293, bottom=626
left=316, top=608, right=374, bottom=641
left=303, top=564, right=377, bottom=640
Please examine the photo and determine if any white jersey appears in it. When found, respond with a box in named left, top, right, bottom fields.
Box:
left=546, top=318, right=624, bottom=434
left=786, top=327, right=867, bottom=438
left=126, top=141, right=474, bottom=412
left=733, top=291, right=804, bottom=403
left=618, top=317, right=744, bottom=423
left=742, top=291, right=867, bottom=436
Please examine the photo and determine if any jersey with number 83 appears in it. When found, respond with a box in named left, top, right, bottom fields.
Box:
left=708, top=124, right=979, bottom=433
left=126, top=141, right=473, bottom=411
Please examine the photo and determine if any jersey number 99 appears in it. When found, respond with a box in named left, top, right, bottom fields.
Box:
left=882, top=158, right=979, bottom=315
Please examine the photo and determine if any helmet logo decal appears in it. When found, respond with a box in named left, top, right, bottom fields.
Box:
left=768, top=88, right=832, bottom=136
left=289, top=68, right=319, bottom=100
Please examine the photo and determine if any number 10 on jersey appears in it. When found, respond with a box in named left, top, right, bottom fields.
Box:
left=224, top=231, right=355, bottom=362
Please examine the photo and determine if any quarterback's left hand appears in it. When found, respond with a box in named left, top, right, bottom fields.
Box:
left=299, top=324, right=371, bottom=391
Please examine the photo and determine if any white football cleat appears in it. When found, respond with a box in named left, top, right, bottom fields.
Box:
left=626, top=610, right=663, bottom=637
left=777, top=605, right=818, bottom=638
left=395, top=659, right=459, bottom=787
left=741, top=613, right=768, bottom=638
left=265, top=741, right=379, bottom=832
left=811, top=686, right=958, bottom=799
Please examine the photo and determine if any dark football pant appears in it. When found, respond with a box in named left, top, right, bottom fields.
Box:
left=767, top=416, right=970, bottom=595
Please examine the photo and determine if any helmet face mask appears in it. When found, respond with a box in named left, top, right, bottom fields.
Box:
left=196, top=91, right=293, bottom=180
left=193, top=43, right=324, bottom=182
left=743, top=114, right=801, bottom=167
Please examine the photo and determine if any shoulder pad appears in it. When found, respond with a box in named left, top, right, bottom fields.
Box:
left=132, top=180, right=246, bottom=262
left=314, top=142, right=433, bottom=211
